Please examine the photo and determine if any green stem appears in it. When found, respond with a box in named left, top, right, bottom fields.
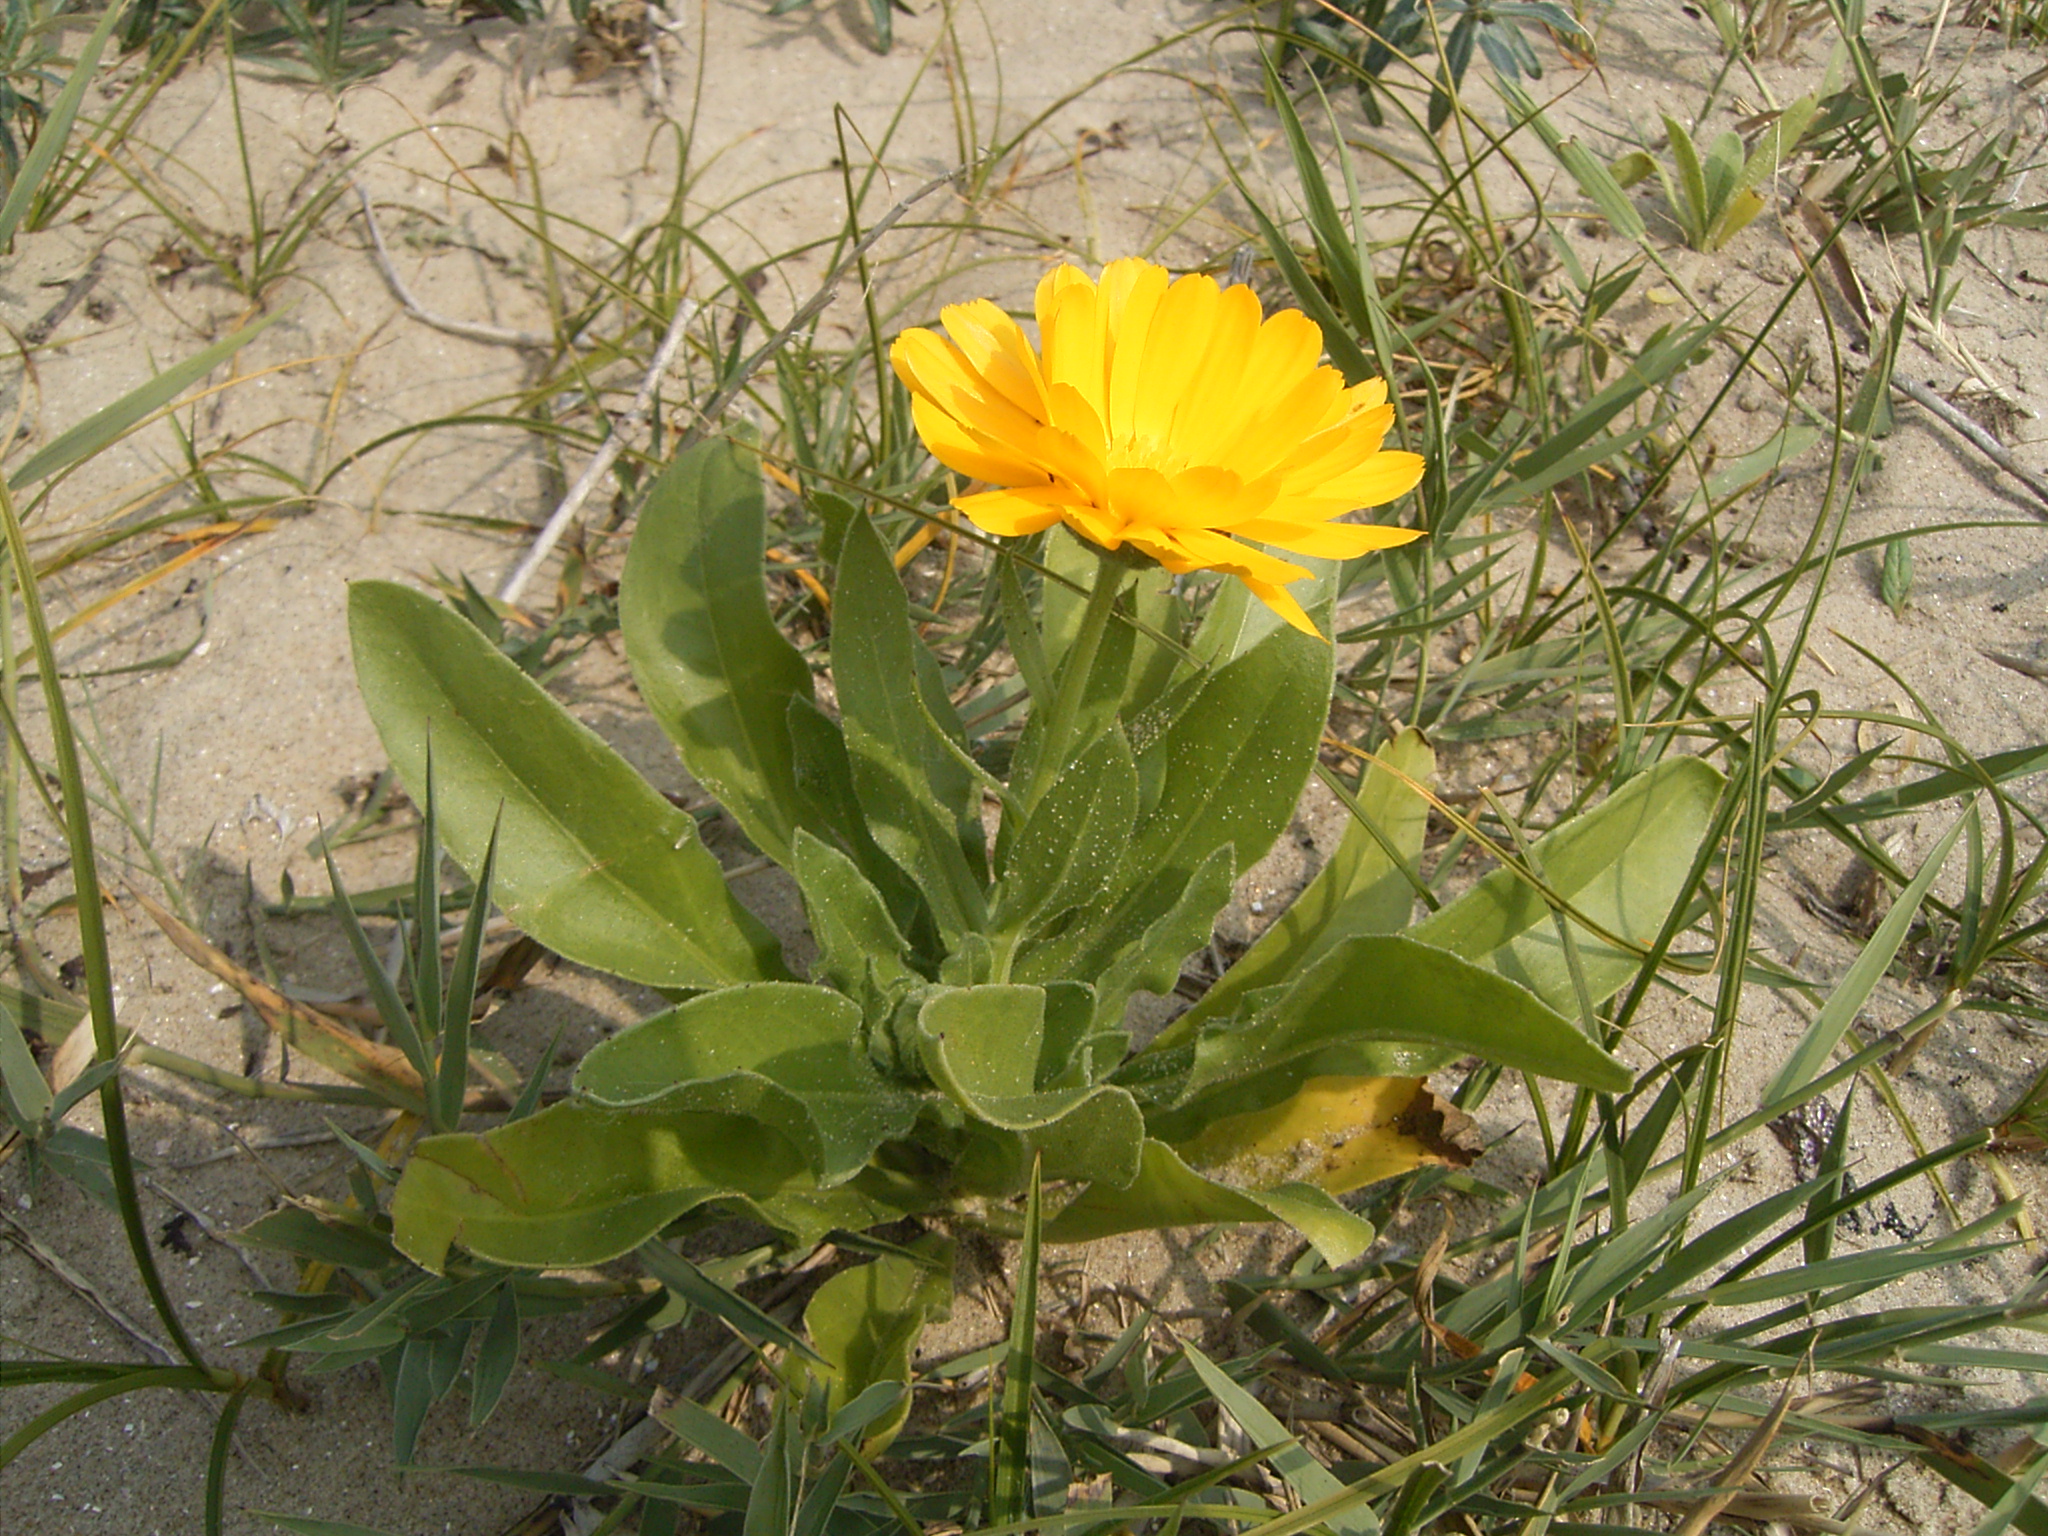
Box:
left=128, top=1043, right=390, bottom=1106
left=1021, top=551, right=1125, bottom=822
left=0, top=475, right=209, bottom=1372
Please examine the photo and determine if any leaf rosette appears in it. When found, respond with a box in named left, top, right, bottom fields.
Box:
left=347, top=262, right=1712, bottom=1283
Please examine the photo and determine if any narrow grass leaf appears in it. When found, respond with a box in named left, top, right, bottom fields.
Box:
left=469, top=1286, right=519, bottom=1427
left=11, top=309, right=290, bottom=488
left=1183, top=1341, right=1376, bottom=1535
left=638, top=1243, right=823, bottom=1365
left=0, top=2, right=124, bottom=251
left=660, top=1394, right=764, bottom=1483
left=991, top=1159, right=1042, bottom=1525
left=204, top=1381, right=252, bottom=1536
left=1763, top=810, right=1967, bottom=1103
left=745, top=1400, right=800, bottom=1536
left=257, top=1519, right=406, bottom=1536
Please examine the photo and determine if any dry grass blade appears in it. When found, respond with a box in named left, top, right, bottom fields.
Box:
left=125, top=884, right=493, bottom=1112
left=0, top=1206, right=177, bottom=1364
left=1668, top=1375, right=1799, bottom=1536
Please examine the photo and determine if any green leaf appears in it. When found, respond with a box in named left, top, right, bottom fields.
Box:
left=1177, top=727, right=1434, bottom=1036
left=1026, top=624, right=1328, bottom=1015
left=349, top=581, right=784, bottom=989
left=1129, top=610, right=1331, bottom=878
left=1181, top=1343, right=1373, bottom=1536
left=392, top=1100, right=836, bottom=1270
left=1016, top=845, right=1235, bottom=1038
left=1663, top=115, right=1711, bottom=246
left=240, top=1206, right=401, bottom=1271
left=991, top=725, right=1137, bottom=937
left=991, top=1169, right=1040, bottom=1525
left=745, top=1400, right=800, bottom=1536
left=0, top=2, right=123, bottom=253
left=798, top=1234, right=952, bottom=1454
left=790, top=830, right=917, bottom=1003
left=1148, top=934, right=1629, bottom=1147
left=1498, top=77, right=1647, bottom=240
left=915, top=987, right=1146, bottom=1191
left=0, top=996, right=52, bottom=1129
left=787, top=697, right=934, bottom=946
left=1410, top=756, right=1722, bottom=1013
left=574, top=982, right=919, bottom=1182
left=917, top=991, right=1155, bottom=1196
left=469, top=1286, right=519, bottom=1426
left=1882, top=534, right=1914, bottom=617
left=638, top=1243, right=822, bottom=1363
left=658, top=1393, right=763, bottom=1481
left=831, top=510, right=986, bottom=934
left=1797, top=742, right=2048, bottom=830
left=11, top=307, right=291, bottom=489
left=1045, top=1139, right=1374, bottom=1268
left=621, top=439, right=817, bottom=867
left=1763, top=811, right=1968, bottom=1105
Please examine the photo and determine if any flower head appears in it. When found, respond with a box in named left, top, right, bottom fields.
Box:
left=890, top=258, right=1425, bottom=636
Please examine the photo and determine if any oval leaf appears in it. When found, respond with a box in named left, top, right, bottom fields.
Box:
left=1045, top=1138, right=1374, bottom=1268
left=1149, top=932, right=1632, bottom=1146
left=349, top=581, right=784, bottom=988
left=575, top=982, right=918, bottom=1182
left=1179, top=1075, right=1479, bottom=1195
left=621, top=439, right=817, bottom=867
left=390, top=1100, right=908, bottom=1270
left=1410, top=756, right=1722, bottom=1013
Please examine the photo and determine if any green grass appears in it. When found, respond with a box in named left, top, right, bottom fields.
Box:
left=5, top=1, right=2048, bottom=1532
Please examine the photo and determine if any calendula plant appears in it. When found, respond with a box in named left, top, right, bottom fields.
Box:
left=347, top=259, right=1716, bottom=1327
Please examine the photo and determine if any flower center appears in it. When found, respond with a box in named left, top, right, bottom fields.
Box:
left=1103, top=433, right=1186, bottom=477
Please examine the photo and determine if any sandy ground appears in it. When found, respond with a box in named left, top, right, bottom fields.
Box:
left=2, top=1, right=2048, bottom=1531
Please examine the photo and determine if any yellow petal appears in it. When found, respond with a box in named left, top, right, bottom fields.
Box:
left=1163, top=464, right=1273, bottom=530
left=1044, top=381, right=1108, bottom=459
left=1217, top=366, right=1344, bottom=479
left=1238, top=576, right=1320, bottom=638
left=1103, top=262, right=1170, bottom=441
left=1104, top=465, right=1179, bottom=536
left=1031, top=423, right=1110, bottom=505
left=1061, top=500, right=1125, bottom=550
left=909, top=395, right=1047, bottom=486
left=1130, top=273, right=1218, bottom=445
left=1170, top=282, right=1263, bottom=452
left=1169, top=527, right=1312, bottom=587
left=889, top=327, right=978, bottom=408
left=1120, top=525, right=1202, bottom=572
left=1293, top=450, right=1427, bottom=510
left=1040, top=282, right=1108, bottom=425
left=954, top=485, right=1071, bottom=537
left=1234, top=307, right=1326, bottom=417
left=1230, top=518, right=1425, bottom=559
left=941, top=298, right=1047, bottom=420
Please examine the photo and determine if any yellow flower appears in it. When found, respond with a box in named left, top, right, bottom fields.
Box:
left=890, top=258, right=1426, bottom=636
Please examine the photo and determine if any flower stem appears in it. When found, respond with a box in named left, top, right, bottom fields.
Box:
left=1021, top=551, right=1126, bottom=822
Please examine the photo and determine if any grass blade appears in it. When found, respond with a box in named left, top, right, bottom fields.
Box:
left=991, top=1157, right=1042, bottom=1525
left=1763, top=809, right=1968, bottom=1103
left=0, top=2, right=125, bottom=251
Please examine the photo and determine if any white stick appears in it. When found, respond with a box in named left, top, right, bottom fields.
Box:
left=497, top=292, right=700, bottom=605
